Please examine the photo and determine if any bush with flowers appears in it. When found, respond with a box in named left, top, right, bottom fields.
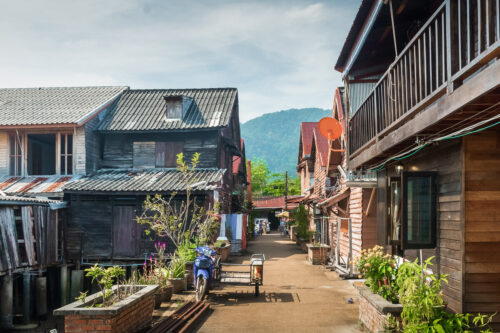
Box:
left=354, top=245, right=399, bottom=302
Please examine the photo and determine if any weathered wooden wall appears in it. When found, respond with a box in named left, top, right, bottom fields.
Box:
left=377, top=139, right=464, bottom=313
left=361, top=188, right=377, bottom=250
left=84, top=115, right=102, bottom=173
left=101, top=132, right=219, bottom=169
left=463, top=130, right=500, bottom=328
left=0, top=205, right=58, bottom=274
left=0, top=131, right=9, bottom=174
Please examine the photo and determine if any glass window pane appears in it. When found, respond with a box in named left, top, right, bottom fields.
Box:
left=67, top=156, right=73, bottom=175
left=406, top=176, right=432, bottom=244
left=67, top=134, right=73, bottom=154
left=10, top=135, right=15, bottom=155
left=60, top=156, right=66, bottom=174
left=390, top=181, right=401, bottom=241
left=61, top=134, right=65, bottom=154
left=17, top=157, right=21, bottom=175
left=9, top=157, right=15, bottom=176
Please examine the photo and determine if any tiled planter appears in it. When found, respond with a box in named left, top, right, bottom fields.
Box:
left=306, top=244, right=330, bottom=265
left=54, top=284, right=158, bottom=333
left=355, top=284, right=402, bottom=333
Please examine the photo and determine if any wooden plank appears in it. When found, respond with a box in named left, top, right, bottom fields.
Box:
left=33, top=206, right=46, bottom=266
left=0, top=207, right=19, bottom=269
left=21, top=206, right=35, bottom=266
left=133, top=141, right=156, bottom=169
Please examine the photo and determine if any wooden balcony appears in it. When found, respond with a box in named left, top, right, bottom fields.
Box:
left=349, top=0, right=500, bottom=169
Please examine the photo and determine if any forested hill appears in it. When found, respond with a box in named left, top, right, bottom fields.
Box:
left=241, top=108, right=330, bottom=175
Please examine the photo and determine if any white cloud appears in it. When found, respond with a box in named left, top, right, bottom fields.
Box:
left=0, top=0, right=357, bottom=122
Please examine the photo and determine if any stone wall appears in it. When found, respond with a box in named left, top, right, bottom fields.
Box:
left=355, top=284, right=402, bottom=333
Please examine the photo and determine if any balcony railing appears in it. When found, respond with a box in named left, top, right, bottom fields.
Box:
left=349, top=0, right=500, bottom=155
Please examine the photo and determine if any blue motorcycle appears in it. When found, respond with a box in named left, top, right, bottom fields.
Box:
left=193, top=246, right=217, bottom=301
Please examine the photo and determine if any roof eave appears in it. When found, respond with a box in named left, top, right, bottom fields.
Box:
left=76, top=88, right=128, bottom=126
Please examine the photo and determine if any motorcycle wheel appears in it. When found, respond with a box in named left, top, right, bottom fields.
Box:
left=254, top=284, right=259, bottom=297
left=195, top=276, right=207, bottom=301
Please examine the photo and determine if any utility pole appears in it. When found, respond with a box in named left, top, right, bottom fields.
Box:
left=284, top=171, right=288, bottom=211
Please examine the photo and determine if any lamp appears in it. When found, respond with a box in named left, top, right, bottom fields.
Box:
left=395, top=163, right=404, bottom=175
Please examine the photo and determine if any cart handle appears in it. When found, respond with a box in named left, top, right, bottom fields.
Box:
left=250, top=254, right=266, bottom=261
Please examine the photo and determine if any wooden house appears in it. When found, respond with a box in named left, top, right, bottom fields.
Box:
left=316, top=87, right=377, bottom=275
left=0, top=86, right=127, bottom=329
left=63, top=88, right=245, bottom=263
left=336, top=0, right=500, bottom=326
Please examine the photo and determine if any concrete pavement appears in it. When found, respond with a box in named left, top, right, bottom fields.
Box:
left=196, top=232, right=361, bottom=333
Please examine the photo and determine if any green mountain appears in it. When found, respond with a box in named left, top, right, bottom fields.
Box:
left=241, top=108, right=330, bottom=175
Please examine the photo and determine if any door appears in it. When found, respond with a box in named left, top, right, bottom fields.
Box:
left=113, top=206, right=136, bottom=257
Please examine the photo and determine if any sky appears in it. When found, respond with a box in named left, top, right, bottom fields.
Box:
left=0, top=0, right=358, bottom=122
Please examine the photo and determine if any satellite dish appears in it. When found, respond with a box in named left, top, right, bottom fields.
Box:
left=318, top=117, right=342, bottom=141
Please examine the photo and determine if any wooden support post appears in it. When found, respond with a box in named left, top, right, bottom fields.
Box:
left=365, top=188, right=376, bottom=216
left=23, top=272, right=31, bottom=325
left=35, top=277, right=47, bottom=317
left=70, top=270, right=83, bottom=302
left=0, top=275, right=13, bottom=329
left=60, top=265, right=68, bottom=306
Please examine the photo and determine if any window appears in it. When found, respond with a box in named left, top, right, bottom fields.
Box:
left=309, top=175, right=314, bottom=187
left=9, top=134, right=22, bottom=176
left=387, top=177, right=401, bottom=245
left=27, top=134, right=56, bottom=175
left=164, top=96, right=192, bottom=120
left=402, top=172, right=437, bottom=249
left=60, top=134, right=73, bottom=175
left=155, top=141, right=184, bottom=167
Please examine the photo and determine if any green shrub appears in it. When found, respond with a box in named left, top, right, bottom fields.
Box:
left=291, top=204, right=310, bottom=239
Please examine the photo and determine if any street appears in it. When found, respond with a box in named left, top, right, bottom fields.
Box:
left=197, top=232, right=360, bottom=332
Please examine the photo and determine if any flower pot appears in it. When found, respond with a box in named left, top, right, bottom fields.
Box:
left=154, top=285, right=173, bottom=308
left=168, top=277, right=186, bottom=293
left=185, top=261, right=194, bottom=289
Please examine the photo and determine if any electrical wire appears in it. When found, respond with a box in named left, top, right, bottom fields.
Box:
left=367, top=113, right=500, bottom=171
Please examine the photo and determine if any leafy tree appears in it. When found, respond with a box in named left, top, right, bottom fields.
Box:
left=250, top=159, right=301, bottom=198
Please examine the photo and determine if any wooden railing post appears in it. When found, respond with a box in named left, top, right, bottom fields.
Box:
left=446, top=0, right=458, bottom=93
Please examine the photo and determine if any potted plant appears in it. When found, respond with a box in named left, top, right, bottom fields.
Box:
left=54, top=265, right=158, bottom=333
left=167, top=256, right=187, bottom=293
left=177, top=235, right=197, bottom=288
left=215, top=240, right=231, bottom=261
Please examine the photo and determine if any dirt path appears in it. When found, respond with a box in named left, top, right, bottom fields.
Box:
left=196, top=232, right=361, bottom=333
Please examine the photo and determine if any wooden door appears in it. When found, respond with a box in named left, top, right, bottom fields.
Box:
left=113, top=206, right=136, bottom=258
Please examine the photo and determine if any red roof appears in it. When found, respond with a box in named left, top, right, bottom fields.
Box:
left=300, top=122, right=318, bottom=157
left=253, top=196, right=300, bottom=210
left=313, top=128, right=330, bottom=167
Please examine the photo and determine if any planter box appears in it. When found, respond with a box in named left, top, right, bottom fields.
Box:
left=355, top=284, right=402, bottom=333
left=154, top=286, right=173, bottom=309
left=306, top=244, right=330, bottom=265
left=54, top=284, right=158, bottom=333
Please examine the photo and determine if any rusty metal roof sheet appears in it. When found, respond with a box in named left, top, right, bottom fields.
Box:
left=63, top=168, right=225, bottom=193
left=0, top=175, right=82, bottom=194
left=97, top=88, right=237, bottom=132
left=0, top=86, right=128, bottom=126
left=0, top=194, right=64, bottom=206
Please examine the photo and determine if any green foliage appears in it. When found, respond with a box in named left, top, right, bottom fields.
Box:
left=354, top=246, right=398, bottom=302
left=76, top=290, right=88, bottom=304
left=137, top=152, right=220, bottom=248
left=241, top=108, right=329, bottom=174
left=177, top=234, right=196, bottom=262
left=291, top=204, right=310, bottom=239
left=168, top=256, right=186, bottom=279
left=84, top=264, right=125, bottom=307
left=250, top=159, right=301, bottom=198
left=354, top=247, right=498, bottom=333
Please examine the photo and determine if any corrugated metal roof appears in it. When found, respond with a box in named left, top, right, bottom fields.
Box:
left=0, top=86, right=128, bottom=126
left=0, top=175, right=82, bottom=194
left=0, top=194, right=64, bottom=205
left=313, top=128, right=330, bottom=167
left=348, top=81, right=378, bottom=116
left=300, top=122, right=318, bottom=157
left=63, top=168, right=225, bottom=193
left=253, top=196, right=301, bottom=210
left=97, top=88, right=238, bottom=132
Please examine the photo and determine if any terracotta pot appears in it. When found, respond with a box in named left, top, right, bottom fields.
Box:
left=154, top=285, right=173, bottom=308
left=167, top=277, right=186, bottom=293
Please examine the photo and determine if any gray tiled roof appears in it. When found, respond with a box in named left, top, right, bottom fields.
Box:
left=0, top=86, right=128, bottom=126
left=97, top=88, right=237, bottom=132
left=63, top=168, right=225, bottom=193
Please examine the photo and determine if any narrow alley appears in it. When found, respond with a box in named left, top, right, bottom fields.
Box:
left=197, top=233, right=360, bottom=333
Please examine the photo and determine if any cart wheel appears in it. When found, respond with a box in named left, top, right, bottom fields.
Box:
left=254, top=284, right=259, bottom=297
left=196, top=276, right=207, bottom=301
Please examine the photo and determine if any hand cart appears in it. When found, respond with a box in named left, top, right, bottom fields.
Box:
left=215, top=254, right=265, bottom=296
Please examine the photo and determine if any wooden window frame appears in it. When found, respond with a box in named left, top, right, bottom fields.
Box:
left=401, top=171, right=437, bottom=249
left=59, top=133, right=73, bottom=175
left=9, top=133, right=23, bottom=176
left=387, top=176, right=402, bottom=246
